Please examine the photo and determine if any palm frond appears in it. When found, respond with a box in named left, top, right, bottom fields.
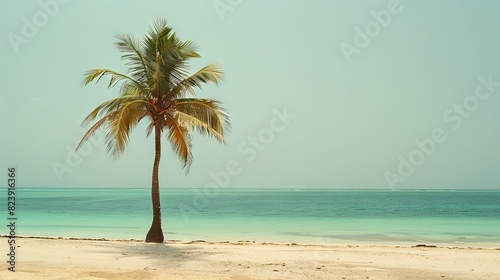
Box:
left=77, top=113, right=114, bottom=150
left=80, top=94, right=147, bottom=126
left=145, top=120, right=155, bottom=138
left=80, top=97, right=124, bottom=126
left=170, top=64, right=223, bottom=98
left=143, top=18, right=172, bottom=63
left=80, top=94, right=151, bottom=158
left=82, top=69, right=141, bottom=89
left=166, top=113, right=193, bottom=171
left=178, top=39, right=201, bottom=59
left=114, top=34, right=151, bottom=86
left=174, top=98, right=230, bottom=143
left=105, top=100, right=148, bottom=158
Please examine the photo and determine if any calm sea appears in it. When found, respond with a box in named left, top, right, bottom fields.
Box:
left=3, top=189, right=500, bottom=247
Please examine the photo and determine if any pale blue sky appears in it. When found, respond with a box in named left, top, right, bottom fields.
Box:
left=1, top=0, right=500, bottom=189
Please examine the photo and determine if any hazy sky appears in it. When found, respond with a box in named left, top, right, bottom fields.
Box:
left=1, top=0, right=500, bottom=189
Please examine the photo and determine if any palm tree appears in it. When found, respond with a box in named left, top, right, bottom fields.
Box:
left=77, top=18, right=230, bottom=243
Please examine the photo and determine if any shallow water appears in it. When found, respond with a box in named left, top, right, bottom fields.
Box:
left=5, top=188, right=500, bottom=246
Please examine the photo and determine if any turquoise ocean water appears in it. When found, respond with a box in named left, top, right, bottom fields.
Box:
left=3, top=189, right=500, bottom=247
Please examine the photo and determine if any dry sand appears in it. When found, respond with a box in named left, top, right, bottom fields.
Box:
left=0, top=237, right=499, bottom=279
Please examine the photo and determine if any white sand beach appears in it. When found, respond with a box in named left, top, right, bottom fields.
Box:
left=0, top=237, right=499, bottom=279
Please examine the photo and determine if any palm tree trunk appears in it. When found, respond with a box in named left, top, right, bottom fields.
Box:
left=145, top=122, right=164, bottom=243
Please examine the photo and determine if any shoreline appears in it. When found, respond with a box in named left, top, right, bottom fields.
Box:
left=3, top=235, right=499, bottom=250
left=1, top=236, right=499, bottom=279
